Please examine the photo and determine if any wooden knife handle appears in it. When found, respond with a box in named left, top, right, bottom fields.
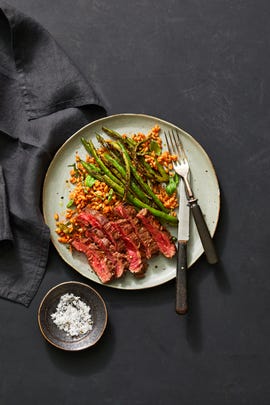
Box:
left=176, top=241, right=188, bottom=315
left=189, top=200, right=218, bottom=264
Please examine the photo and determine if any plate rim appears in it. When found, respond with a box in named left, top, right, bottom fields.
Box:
left=42, top=113, right=221, bottom=290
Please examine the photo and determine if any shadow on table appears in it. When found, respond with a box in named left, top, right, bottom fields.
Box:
left=184, top=187, right=231, bottom=352
left=44, top=319, right=115, bottom=376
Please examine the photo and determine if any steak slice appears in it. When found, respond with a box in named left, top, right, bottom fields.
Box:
left=103, top=221, right=127, bottom=252
left=85, top=227, right=127, bottom=278
left=76, top=209, right=108, bottom=229
left=76, top=208, right=144, bottom=275
left=76, top=209, right=126, bottom=254
left=109, top=219, right=146, bottom=275
left=71, top=238, right=114, bottom=283
left=136, top=209, right=176, bottom=258
left=114, top=204, right=159, bottom=259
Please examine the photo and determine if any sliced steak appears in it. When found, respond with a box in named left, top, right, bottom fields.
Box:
left=77, top=209, right=125, bottom=251
left=76, top=208, right=144, bottom=275
left=71, top=205, right=175, bottom=281
left=103, top=221, right=127, bottom=252
left=85, top=227, right=127, bottom=278
left=76, top=209, right=108, bottom=229
left=114, top=204, right=159, bottom=259
left=113, top=218, right=141, bottom=248
left=71, top=238, right=114, bottom=283
left=109, top=219, right=146, bottom=274
left=136, top=209, right=176, bottom=258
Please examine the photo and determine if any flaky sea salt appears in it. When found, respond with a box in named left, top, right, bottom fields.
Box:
left=51, top=293, right=93, bottom=337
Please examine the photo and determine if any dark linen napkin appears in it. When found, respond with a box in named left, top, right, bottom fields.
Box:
left=0, top=1, right=106, bottom=306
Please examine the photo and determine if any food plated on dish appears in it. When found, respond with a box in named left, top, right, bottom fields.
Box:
left=54, top=124, right=178, bottom=283
left=43, top=114, right=220, bottom=289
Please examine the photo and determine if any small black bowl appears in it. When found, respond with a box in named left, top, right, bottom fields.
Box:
left=38, top=281, right=108, bottom=351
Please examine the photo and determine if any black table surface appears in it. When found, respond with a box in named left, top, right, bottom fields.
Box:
left=1, top=1, right=269, bottom=404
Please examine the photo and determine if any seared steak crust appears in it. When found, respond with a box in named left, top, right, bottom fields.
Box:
left=71, top=239, right=114, bottom=283
left=114, top=204, right=159, bottom=259
left=71, top=204, right=176, bottom=283
left=136, top=208, right=176, bottom=258
left=85, top=227, right=127, bottom=278
left=110, top=219, right=146, bottom=275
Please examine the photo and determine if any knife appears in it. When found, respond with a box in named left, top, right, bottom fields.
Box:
left=176, top=178, right=190, bottom=315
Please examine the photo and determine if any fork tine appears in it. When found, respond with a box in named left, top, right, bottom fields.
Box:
left=164, top=131, right=173, bottom=155
left=165, top=128, right=188, bottom=162
left=171, top=130, right=179, bottom=156
left=166, top=130, right=178, bottom=155
left=171, top=129, right=186, bottom=159
left=166, top=131, right=175, bottom=154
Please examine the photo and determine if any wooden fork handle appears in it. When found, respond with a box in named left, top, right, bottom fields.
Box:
left=176, top=241, right=188, bottom=315
left=189, top=200, right=218, bottom=264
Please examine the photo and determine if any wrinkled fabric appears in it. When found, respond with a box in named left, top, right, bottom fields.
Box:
left=0, top=1, right=106, bottom=306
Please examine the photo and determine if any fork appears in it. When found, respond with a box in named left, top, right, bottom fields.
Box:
left=165, top=129, right=218, bottom=265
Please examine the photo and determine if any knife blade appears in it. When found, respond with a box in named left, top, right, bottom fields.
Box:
left=176, top=178, right=190, bottom=315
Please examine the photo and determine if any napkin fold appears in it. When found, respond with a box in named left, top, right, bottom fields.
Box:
left=0, top=1, right=106, bottom=306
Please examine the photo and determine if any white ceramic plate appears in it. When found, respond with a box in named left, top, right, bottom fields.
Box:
left=43, top=113, right=220, bottom=290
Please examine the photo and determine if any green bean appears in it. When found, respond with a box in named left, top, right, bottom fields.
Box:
left=102, top=126, right=136, bottom=148
left=138, top=157, right=168, bottom=182
left=81, top=132, right=177, bottom=224
left=155, top=159, right=170, bottom=181
left=116, top=141, right=131, bottom=200
left=102, top=152, right=125, bottom=176
left=102, top=127, right=170, bottom=182
left=96, top=133, right=123, bottom=163
left=111, top=141, right=170, bottom=213
left=103, top=152, right=151, bottom=203
left=97, top=136, right=131, bottom=198
left=80, top=161, right=100, bottom=175
left=99, top=155, right=123, bottom=181
left=81, top=137, right=122, bottom=186
left=83, top=166, right=177, bottom=224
